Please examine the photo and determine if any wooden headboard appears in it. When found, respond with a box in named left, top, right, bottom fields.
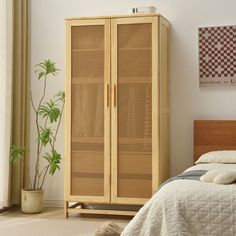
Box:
left=194, top=120, right=236, bottom=162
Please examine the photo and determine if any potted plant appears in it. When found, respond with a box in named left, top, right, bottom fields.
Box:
left=9, top=59, right=65, bottom=213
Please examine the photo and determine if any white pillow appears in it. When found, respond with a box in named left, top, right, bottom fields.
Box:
left=200, top=170, right=222, bottom=183
left=195, top=150, right=236, bottom=164
left=213, top=171, right=236, bottom=184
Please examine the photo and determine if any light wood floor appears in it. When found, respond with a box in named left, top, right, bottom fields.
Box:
left=0, top=207, right=130, bottom=236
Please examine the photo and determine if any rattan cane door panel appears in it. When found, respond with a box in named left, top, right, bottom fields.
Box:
left=112, top=19, right=153, bottom=201
left=117, top=84, right=152, bottom=199
left=70, top=23, right=107, bottom=197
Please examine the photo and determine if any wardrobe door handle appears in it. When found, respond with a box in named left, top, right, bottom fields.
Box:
left=107, top=84, right=110, bottom=107
left=114, top=84, right=117, bottom=107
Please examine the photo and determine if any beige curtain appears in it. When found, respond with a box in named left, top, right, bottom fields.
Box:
left=0, top=0, right=13, bottom=209
left=10, top=0, right=30, bottom=205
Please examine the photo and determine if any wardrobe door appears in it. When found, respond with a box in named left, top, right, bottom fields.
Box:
left=111, top=17, right=157, bottom=204
left=65, top=19, right=111, bottom=202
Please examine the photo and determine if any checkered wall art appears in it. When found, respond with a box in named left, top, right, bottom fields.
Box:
left=198, top=25, right=236, bottom=87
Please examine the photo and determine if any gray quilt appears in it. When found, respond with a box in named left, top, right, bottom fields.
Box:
left=158, top=170, right=208, bottom=191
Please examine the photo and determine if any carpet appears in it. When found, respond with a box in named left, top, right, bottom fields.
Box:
left=0, top=216, right=127, bottom=236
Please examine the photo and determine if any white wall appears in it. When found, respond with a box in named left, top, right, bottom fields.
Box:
left=30, top=0, right=236, bottom=206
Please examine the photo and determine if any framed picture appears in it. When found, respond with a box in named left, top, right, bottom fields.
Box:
left=198, top=25, right=236, bottom=87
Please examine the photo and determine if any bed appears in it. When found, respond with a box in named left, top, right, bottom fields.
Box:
left=121, top=120, right=236, bottom=236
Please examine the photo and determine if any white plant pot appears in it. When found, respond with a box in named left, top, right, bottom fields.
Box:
left=21, top=189, right=44, bottom=214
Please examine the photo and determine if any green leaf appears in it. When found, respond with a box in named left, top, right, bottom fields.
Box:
left=43, top=150, right=61, bottom=175
left=38, top=105, right=50, bottom=118
left=9, top=145, right=25, bottom=164
left=49, top=107, right=60, bottom=123
left=38, top=71, right=45, bottom=80
left=43, top=152, right=51, bottom=162
left=54, top=91, right=65, bottom=103
left=39, top=127, right=53, bottom=146
left=38, top=99, right=60, bottom=123
left=35, top=59, right=59, bottom=80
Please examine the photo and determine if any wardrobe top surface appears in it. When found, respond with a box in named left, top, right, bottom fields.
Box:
left=65, top=13, right=164, bottom=21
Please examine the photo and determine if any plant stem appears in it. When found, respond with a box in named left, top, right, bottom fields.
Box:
left=30, top=91, right=37, bottom=113
left=39, top=101, right=64, bottom=189
left=23, top=160, right=33, bottom=189
left=40, top=165, right=50, bottom=189
left=33, top=75, right=47, bottom=190
left=38, top=165, right=48, bottom=178
left=44, top=116, right=48, bottom=129
left=52, top=102, right=65, bottom=147
left=36, top=173, right=40, bottom=190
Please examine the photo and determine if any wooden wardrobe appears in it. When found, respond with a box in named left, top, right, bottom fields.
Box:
left=64, top=14, right=170, bottom=217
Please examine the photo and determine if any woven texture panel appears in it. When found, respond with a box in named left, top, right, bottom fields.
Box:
left=71, top=25, right=105, bottom=196
left=117, top=23, right=152, bottom=198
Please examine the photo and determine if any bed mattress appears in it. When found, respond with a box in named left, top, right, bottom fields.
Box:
left=121, top=163, right=236, bottom=236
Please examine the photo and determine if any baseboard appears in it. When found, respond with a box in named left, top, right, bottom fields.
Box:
left=43, top=199, right=64, bottom=208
